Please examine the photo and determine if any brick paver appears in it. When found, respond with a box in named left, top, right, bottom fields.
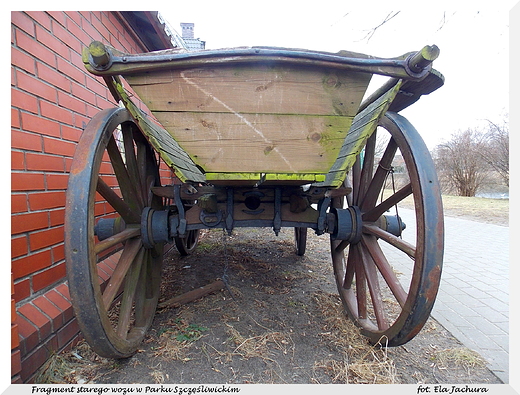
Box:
left=386, top=209, right=509, bottom=383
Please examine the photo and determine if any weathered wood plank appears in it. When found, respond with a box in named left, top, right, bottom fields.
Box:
left=111, top=80, right=206, bottom=183
left=125, top=65, right=371, bottom=117
left=154, top=112, right=353, bottom=174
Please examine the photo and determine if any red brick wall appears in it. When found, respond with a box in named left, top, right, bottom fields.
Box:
left=11, top=11, right=174, bottom=383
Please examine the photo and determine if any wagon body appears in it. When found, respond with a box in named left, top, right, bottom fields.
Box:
left=64, top=41, right=445, bottom=359
left=83, top=43, right=439, bottom=186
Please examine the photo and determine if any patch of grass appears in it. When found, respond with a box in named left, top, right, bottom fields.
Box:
left=433, top=347, right=486, bottom=369
left=312, top=291, right=398, bottom=384
left=225, top=324, right=293, bottom=361
left=152, top=318, right=208, bottom=362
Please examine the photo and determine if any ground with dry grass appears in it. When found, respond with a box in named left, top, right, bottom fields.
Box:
left=36, top=196, right=507, bottom=384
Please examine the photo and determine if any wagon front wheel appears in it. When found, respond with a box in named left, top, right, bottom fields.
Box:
left=331, top=112, right=443, bottom=346
left=65, top=107, right=164, bottom=358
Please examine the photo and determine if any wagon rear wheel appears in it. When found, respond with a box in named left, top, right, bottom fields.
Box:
left=294, top=227, right=307, bottom=256
left=175, top=229, right=200, bottom=256
left=65, top=107, right=164, bottom=358
left=331, top=112, right=443, bottom=346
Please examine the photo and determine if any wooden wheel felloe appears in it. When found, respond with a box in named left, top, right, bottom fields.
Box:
left=65, top=107, right=164, bottom=358
left=330, top=112, right=443, bottom=346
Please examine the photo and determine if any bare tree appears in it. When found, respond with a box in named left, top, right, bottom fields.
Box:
left=478, top=119, right=509, bottom=187
left=433, top=129, right=489, bottom=197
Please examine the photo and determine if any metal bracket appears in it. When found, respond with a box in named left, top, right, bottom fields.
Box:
left=225, top=188, right=234, bottom=235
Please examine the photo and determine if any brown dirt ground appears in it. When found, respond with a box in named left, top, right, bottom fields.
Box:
left=37, top=198, right=508, bottom=384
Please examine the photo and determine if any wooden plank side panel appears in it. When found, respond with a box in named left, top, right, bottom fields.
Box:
left=319, top=80, right=404, bottom=187
left=125, top=65, right=372, bottom=117
left=155, top=112, right=354, bottom=174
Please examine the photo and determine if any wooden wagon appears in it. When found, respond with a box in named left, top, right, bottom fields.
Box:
left=64, top=41, right=444, bottom=358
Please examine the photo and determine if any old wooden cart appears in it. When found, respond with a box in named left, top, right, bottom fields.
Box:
left=64, top=41, right=444, bottom=358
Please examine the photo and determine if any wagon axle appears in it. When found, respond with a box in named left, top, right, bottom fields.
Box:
left=94, top=194, right=406, bottom=248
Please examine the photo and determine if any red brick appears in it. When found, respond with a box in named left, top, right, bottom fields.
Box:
left=43, top=137, right=76, bottom=157
left=11, top=194, right=28, bottom=214
left=56, top=56, right=85, bottom=86
left=51, top=243, right=65, bottom=263
left=11, top=349, right=22, bottom=379
left=32, top=296, right=64, bottom=329
left=11, top=211, right=48, bottom=234
left=11, top=130, right=42, bottom=151
left=49, top=208, right=65, bottom=226
left=36, top=62, right=70, bottom=93
left=90, top=13, right=112, bottom=41
left=16, top=71, right=57, bottom=103
left=81, top=15, right=104, bottom=43
left=57, top=318, right=80, bottom=350
left=71, top=81, right=96, bottom=105
left=12, top=249, right=52, bottom=280
left=12, top=108, right=20, bottom=128
left=60, top=125, right=82, bottom=143
left=55, top=283, right=71, bottom=302
left=11, top=150, right=25, bottom=171
left=46, top=11, right=66, bottom=28
left=29, top=226, right=63, bottom=250
left=25, top=11, right=52, bottom=31
left=11, top=12, right=35, bottom=36
left=21, top=112, right=61, bottom=138
left=28, top=191, right=66, bottom=210
left=11, top=46, right=36, bottom=74
left=64, top=11, right=82, bottom=30
left=44, top=289, right=73, bottom=322
left=54, top=18, right=83, bottom=54
left=35, top=24, right=69, bottom=60
left=26, top=153, right=65, bottom=172
left=15, top=29, right=56, bottom=67
left=12, top=236, right=28, bottom=258
left=11, top=89, right=39, bottom=115
left=18, top=303, right=52, bottom=340
left=57, top=90, right=86, bottom=114
left=14, top=313, right=38, bottom=355
left=12, top=323, right=20, bottom=349
left=11, top=172, right=45, bottom=191
left=46, top=173, right=69, bottom=190
left=20, top=341, right=56, bottom=381
left=14, top=279, right=30, bottom=303
left=40, top=101, right=74, bottom=126
left=32, top=263, right=66, bottom=293
left=65, top=14, right=93, bottom=46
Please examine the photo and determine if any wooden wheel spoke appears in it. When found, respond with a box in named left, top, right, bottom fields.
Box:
left=122, top=125, right=145, bottom=209
left=107, top=135, right=142, bottom=211
left=361, top=234, right=408, bottom=307
left=352, top=157, right=362, bottom=204
left=343, top=244, right=356, bottom=290
left=363, top=223, right=416, bottom=258
left=362, top=183, right=413, bottom=222
left=102, top=238, right=142, bottom=310
left=97, top=177, right=140, bottom=224
left=116, top=247, right=145, bottom=338
left=358, top=244, right=389, bottom=330
left=360, top=137, right=398, bottom=212
left=94, top=226, right=140, bottom=255
left=355, top=252, right=367, bottom=319
left=357, top=132, right=377, bottom=205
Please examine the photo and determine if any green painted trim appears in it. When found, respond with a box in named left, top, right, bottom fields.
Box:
left=205, top=172, right=326, bottom=182
left=317, top=80, right=404, bottom=187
